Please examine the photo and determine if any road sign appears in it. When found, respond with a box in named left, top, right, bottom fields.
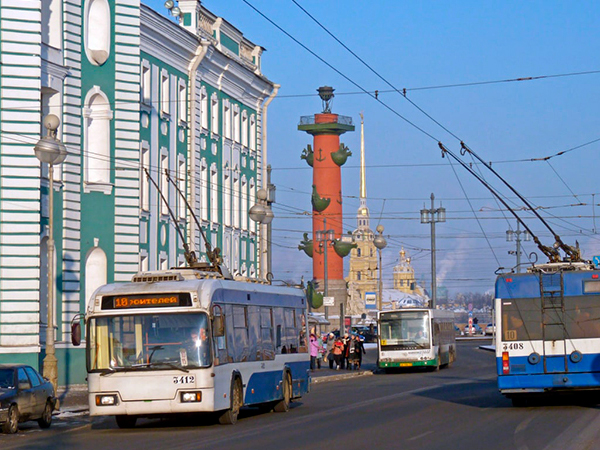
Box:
left=323, top=296, right=335, bottom=307
left=365, top=292, right=377, bottom=309
left=593, top=256, right=600, bottom=268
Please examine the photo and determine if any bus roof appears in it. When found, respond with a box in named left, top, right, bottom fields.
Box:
left=86, top=269, right=305, bottom=315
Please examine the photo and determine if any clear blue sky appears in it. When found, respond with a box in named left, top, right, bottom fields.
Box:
left=144, top=0, right=600, bottom=295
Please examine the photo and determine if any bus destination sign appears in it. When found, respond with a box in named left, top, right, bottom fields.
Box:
left=101, top=293, right=192, bottom=310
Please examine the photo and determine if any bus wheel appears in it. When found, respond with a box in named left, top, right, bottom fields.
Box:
left=115, top=415, right=137, bottom=429
left=274, top=372, right=292, bottom=413
left=219, top=378, right=242, bottom=425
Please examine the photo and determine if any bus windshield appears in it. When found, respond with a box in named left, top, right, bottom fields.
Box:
left=88, top=313, right=211, bottom=372
left=379, top=311, right=430, bottom=348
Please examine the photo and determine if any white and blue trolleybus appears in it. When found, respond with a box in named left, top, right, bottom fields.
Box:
left=496, top=261, right=600, bottom=405
left=74, top=268, right=310, bottom=427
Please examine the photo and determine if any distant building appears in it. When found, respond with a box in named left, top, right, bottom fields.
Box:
left=0, top=0, right=275, bottom=385
left=393, top=248, right=426, bottom=296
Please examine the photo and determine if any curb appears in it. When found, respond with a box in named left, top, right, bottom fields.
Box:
left=311, top=370, right=373, bottom=384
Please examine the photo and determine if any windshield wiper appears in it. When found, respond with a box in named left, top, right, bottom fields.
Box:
left=400, top=339, right=426, bottom=349
left=100, top=366, right=128, bottom=377
left=132, top=362, right=189, bottom=373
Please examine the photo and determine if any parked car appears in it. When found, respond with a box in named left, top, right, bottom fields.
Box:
left=351, top=326, right=377, bottom=343
left=485, top=323, right=496, bottom=335
left=0, top=364, right=57, bottom=434
left=463, top=323, right=484, bottom=335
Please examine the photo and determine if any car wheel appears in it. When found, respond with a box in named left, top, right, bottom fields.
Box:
left=2, top=404, right=19, bottom=434
left=115, top=415, right=137, bottom=429
left=37, top=400, right=53, bottom=429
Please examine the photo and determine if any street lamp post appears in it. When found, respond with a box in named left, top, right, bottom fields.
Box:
left=506, top=222, right=530, bottom=273
left=420, top=193, right=446, bottom=309
left=373, top=225, right=387, bottom=311
left=249, top=185, right=274, bottom=279
left=315, top=218, right=335, bottom=322
left=34, top=114, right=67, bottom=392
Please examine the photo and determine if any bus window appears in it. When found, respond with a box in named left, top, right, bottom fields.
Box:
left=212, top=304, right=227, bottom=366
left=565, top=296, right=600, bottom=338
left=261, top=307, right=275, bottom=360
left=502, top=298, right=542, bottom=341
left=232, top=305, right=249, bottom=362
left=247, top=306, right=262, bottom=361
left=273, top=307, right=285, bottom=354
left=285, top=308, right=297, bottom=353
left=297, top=308, right=307, bottom=353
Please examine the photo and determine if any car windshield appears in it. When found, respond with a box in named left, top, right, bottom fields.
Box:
left=88, top=313, right=211, bottom=372
left=0, top=368, right=14, bottom=388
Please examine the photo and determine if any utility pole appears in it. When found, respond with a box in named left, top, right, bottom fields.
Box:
left=420, top=193, right=446, bottom=309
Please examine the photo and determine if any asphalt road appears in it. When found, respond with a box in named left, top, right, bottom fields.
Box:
left=3, top=341, right=600, bottom=450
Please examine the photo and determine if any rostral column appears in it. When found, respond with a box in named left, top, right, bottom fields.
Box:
left=298, top=87, right=355, bottom=323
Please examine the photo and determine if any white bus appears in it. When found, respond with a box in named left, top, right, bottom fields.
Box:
left=73, top=268, right=310, bottom=428
left=377, top=308, right=456, bottom=371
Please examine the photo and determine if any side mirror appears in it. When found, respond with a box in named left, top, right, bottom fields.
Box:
left=18, top=382, right=31, bottom=390
left=71, top=321, right=81, bottom=346
left=213, top=316, right=224, bottom=337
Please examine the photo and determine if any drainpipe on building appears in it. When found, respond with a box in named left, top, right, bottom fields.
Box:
left=258, top=83, right=280, bottom=278
left=187, top=39, right=211, bottom=258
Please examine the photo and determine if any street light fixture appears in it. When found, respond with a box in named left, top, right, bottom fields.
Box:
left=373, top=225, right=387, bottom=311
left=420, top=193, right=445, bottom=309
left=249, top=185, right=274, bottom=279
left=314, top=218, right=335, bottom=322
left=34, top=114, right=67, bottom=392
left=506, top=222, right=530, bottom=273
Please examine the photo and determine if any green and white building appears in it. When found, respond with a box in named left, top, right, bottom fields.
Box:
left=0, top=0, right=277, bottom=385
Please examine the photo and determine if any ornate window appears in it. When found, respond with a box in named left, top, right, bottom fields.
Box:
left=241, top=110, right=248, bottom=147
left=249, top=114, right=256, bottom=151
left=211, top=93, right=219, bottom=135
left=200, top=86, right=208, bottom=130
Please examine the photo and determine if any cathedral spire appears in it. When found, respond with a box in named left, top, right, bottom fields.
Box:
left=357, top=112, right=370, bottom=230
left=360, top=112, right=366, bottom=200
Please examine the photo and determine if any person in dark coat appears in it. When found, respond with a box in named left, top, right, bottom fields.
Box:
left=348, top=334, right=366, bottom=370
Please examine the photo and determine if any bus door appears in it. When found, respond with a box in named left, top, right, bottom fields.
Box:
left=540, top=272, right=568, bottom=373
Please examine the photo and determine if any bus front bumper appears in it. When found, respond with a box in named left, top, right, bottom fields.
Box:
left=89, top=389, right=215, bottom=417
left=379, top=359, right=437, bottom=368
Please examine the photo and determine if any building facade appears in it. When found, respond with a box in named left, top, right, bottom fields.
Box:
left=0, top=0, right=276, bottom=385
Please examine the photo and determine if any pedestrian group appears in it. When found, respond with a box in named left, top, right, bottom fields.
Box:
left=310, top=330, right=366, bottom=371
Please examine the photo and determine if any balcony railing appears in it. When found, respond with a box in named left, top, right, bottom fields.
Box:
left=299, top=115, right=353, bottom=126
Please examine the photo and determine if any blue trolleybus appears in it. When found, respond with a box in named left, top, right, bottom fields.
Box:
left=496, top=261, right=600, bottom=405
left=75, top=268, right=310, bottom=427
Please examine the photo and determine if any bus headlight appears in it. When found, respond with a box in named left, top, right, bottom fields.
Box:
left=95, top=394, right=118, bottom=406
left=181, top=392, right=202, bottom=403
